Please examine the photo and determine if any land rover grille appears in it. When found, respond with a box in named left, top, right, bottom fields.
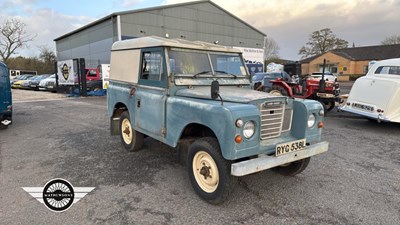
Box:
left=259, top=101, right=292, bottom=139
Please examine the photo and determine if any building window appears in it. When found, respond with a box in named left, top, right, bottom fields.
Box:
left=363, top=65, right=369, bottom=74
left=331, top=67, right=338, bottom=74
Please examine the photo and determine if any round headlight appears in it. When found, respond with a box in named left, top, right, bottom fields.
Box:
left=243, top=121, right=255, bottom=139
left=308, top=114, right=316, bottom=128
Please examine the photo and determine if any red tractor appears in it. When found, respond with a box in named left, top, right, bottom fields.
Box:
left=268, top=76, right=340, bottom=112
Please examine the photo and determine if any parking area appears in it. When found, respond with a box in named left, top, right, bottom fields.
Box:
left=1, top=88, right=399, bottom=224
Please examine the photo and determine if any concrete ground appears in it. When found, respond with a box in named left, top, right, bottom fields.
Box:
left=0, top=89, right=399, bottom=225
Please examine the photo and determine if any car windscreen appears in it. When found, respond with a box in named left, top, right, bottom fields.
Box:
left=169, top=49, right=246, bottom=77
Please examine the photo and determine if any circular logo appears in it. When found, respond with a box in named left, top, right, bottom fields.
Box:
left=62, top=64, right=69, bottom=80
left=42, top=179, right=74, bottom=212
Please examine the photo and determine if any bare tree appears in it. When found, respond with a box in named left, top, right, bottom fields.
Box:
left=0, top=18, right=35, bottom=64
left=381, top=35, right=400, bottom=45
left=299, top=28, right=348, bottom=58
left=264, top=37, right=280, bottom=60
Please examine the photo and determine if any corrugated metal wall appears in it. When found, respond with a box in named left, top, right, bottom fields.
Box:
left=56, top=19, right=116, bottom=67
left=120, top=2, right=264, bottom=48
left=55, top=2, right=265, bottom=67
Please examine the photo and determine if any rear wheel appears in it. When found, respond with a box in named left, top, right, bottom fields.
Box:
left=270, top=85, right=289, bottom=96
left=188, top=137, right=236, bottom=204
left=119, top=111, right=143, bottom=152
left=273, top=158, right=311, bottom=176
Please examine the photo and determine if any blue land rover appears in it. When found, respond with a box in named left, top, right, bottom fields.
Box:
left=107, top=36, right=329, bottom=204
left=0, top=61, right=12, bottom=129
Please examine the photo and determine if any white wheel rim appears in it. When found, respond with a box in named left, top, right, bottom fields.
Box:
left=192, top=151, right=219, bottom=193
left=121, top=118, right=133, bottom=145
left=270, top=90, right=282, bottom=96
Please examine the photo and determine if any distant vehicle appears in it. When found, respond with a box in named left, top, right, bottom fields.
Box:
left=340, top=58, right=400, bottom=123
left=85, top=68, right=103, bottom=91
left=27, top=74, right=51, bottom=91
left=310, top=72, right=337, bottom=82
left=39, top=74, right=56, bottom=91
left=0, top=62, right=12, bottom=129
left=9, top=69, right=37, bottom=78
left=11, top=75, right=34, bottom=89
left=251, top=72, right=291, bottom=92
left=20, top=76, right=39, bottom=89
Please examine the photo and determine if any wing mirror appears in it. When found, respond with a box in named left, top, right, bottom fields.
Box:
left=211, top=80, right=219, bottom=100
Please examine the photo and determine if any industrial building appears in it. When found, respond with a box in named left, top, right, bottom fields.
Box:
left=54, top=0, right=266, bottom=73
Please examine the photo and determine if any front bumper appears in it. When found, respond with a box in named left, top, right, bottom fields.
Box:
left=231, top=141, right=329, bottom=176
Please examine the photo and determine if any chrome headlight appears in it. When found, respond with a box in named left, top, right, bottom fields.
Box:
left=308, top=114, right=316, bottom=128
left=243, top=121, right=255, bottom=139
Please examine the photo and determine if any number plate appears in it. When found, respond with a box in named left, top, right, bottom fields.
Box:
left=276, top=139, right=306, bottom=156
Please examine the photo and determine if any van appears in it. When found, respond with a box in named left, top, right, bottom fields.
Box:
left=0, top=62, right=12, bottom=129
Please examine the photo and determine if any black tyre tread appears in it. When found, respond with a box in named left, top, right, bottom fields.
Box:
left=0, top=124, right=8, bottom=130
left=119, top=111, right=144, bottom=152
left=188, top=137, right=236, bottom=204
left=273, top=157, right=311, bottom=176
left=325, top=101, right=335, bottom=111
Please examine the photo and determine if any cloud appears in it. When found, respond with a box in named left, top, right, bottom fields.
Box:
left=0, top=7, right=95, bottom=57
left=119, top=0, right=145, bottom=7
left=164, top=0, right=400, bottom=59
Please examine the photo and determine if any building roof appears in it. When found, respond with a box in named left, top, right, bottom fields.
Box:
left=301, top=44, right=400, bottom=63
left=112, top=35, right=242, bottom=53
left=54, top=0, right=266, bottom=41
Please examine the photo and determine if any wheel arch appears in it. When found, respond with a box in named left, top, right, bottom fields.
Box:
left=110, top=102, right=128, bottom=135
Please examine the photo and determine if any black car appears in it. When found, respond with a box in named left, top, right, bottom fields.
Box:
left=251, top=71, right=292, bottom=92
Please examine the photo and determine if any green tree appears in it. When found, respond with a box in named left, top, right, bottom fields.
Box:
left=381, top=35, right=400, bottom=45
left=299, top=28, right=348, bottom=58
left=0, top=18, right=35, bottom=64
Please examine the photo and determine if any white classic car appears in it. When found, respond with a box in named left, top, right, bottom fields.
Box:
left=340, top=58, right=400, bottom=123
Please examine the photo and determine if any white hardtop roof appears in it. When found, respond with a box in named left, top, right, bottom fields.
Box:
left=112, top=36, right=242, bottom=53
left=368, top=58, right=400, bottom=75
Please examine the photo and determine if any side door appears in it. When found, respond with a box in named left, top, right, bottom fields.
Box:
left=134, top=47, right=168, bottom=139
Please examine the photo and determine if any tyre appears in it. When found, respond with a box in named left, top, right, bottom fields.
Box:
left=270, top=85, right=289, bottom=96
left=324, top=101, right=335, bottom=111
left=273, top=157, right=311, bottom=176
left=119, top=111, right=144, bottom=152
left=0, top=123, right=8, bottom=130
left=188, top=137, right=236, bottom=204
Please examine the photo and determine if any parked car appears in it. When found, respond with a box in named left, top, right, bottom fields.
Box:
left=0, top=61, right=12, bottom=129
left=339, top=58, right=400, bottom=123
left=11, top=75, right=34, bottom=89
left=251, top=72, right=291, bottom=91
left=38, top=74, right=56, bottom=91
left=108, top=36, right=329, bottom=204
left=20, top=76, right=39, bottom=89
left=28, top=74, right=51, bottom=91
left=310, top=72, right=337, bottom=82
left=10, top=74, right=33, bottom=85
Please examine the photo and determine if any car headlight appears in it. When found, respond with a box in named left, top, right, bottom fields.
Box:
left=308, top=114, right=316, bottom=128
left=243, top=121, right=255, bottom=138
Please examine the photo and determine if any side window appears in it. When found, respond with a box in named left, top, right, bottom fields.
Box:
left=375, top=66, right=400, bottom=75
left=141, top=51, right=163, bottom=81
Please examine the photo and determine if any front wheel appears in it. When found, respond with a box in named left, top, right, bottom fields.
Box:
left=188, top=137, right=236, bottom=204
left=0, top=123, right=8, bottom=130
left=272, top=158, right=311, bottom=176
left=270, top=85, right=289, bottom=96
left=119, top=111, right=143, bottom=152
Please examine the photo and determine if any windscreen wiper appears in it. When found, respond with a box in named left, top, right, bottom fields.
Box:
left=193, top=71, right=212, bottom=78
left=215, top=70, right=237, bottom=79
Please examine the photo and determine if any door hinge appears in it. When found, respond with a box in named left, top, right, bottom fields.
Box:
left=161, top=127, right=167, bottom=136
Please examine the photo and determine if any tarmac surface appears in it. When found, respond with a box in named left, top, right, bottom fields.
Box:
left=0, top=88, right=399, bottom=225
